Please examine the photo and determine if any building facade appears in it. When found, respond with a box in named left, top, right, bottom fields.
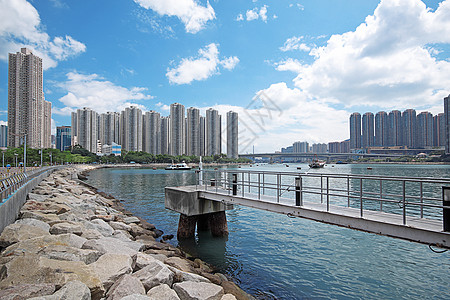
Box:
left=402, top=109, right=417, bottom=148
left=72, top=108, right=99, bottom=153
left=143, top=111, right=160, bottom=154
left=349, top=112, right=361, bottom=149
left=8, top=48, right=51, bottom=148
left=170, top=103, right=185, bottom=156
left=388, top=110, right=402, bottom=146
left=99, top=112, right=120, bottom=147
left=0, top=125, right=7, bottom=148
left=186, top=107, right=201, bottom=156
left=206, top=108, right=221, bottom=156
left=56, top=126, right=71, bottom=151
left=375, top=111, right=388, bottom=147
left=120, top=106, right=143, bottom=152
left=445, top=95, right=450, bottom=154
left=226, top=111, right=239, bottom=158
left=362, top=112, right=374, bottom=149
left=416, top=111, right=433, bottom=148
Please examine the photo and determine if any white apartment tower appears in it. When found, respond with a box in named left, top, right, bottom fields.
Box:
left=170, top=103, right=185, bottom=156
left=160, top=116, right=170, bottom=155
left=186, top=107, right=201, bottom=156
left=143, top=111, right=161, bottom=154
left=120, top=106, right=143, bottom=152
left=206, top=108, right=221, bottom=156
left=8, top=48, right=51, bottom=148
left=72, top=108, right=98, bottom=153
left=226, top=111, right=238, bottom=158
left=99, top=112, right=120, bottom=146
left=199, top=116, right=206, bottom=156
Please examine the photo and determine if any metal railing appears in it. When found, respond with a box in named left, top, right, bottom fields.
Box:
left=0, top=167, right=57, bottom=201
left=196, top=169, right=450, bottom=226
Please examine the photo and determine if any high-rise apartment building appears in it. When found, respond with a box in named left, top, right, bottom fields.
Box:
left=416, top=111, right=433, bottom=148
left=199, top=116, right=206, bottom=156
left=328, top=142, right=340, bottom=153
left=186, top=108, right=201, bottom=156
left=72, top=108, right=99, bottom=153
left=170, top=103, right=185, bottom=156
left=143, top=111, right=161, bottom=154
left=226, top=111, right=238, bottom=158
left=0, top=125, right=7, bottom=148
left=433, top=113, right=445, bottom=147
left=8, top=48, right=51, bottom=148
left=362, top=112, right=374, bottom=149
left=375, top=111, right=388, bottom=147
left=293, top=141, right=309, bottom=153
left=402, top=109, right=417, bottom=148
left=312, top=143, right=327, bottom=153
left=388, top=110, right=402, bottom=146
left=120, top=106, right=143, bottom=152
left=99, top=112, right=120, bottom=147
left=160, top=116, right=170, bottom=155
left=56, top=126, right=71, bottom=151
left=445, top=95, right=450, bottom=154
left=349, top=113, right=361, bottom=149
left=206, top=108, right=221, bottom=156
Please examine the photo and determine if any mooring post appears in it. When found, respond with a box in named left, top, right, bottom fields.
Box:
left=443, top=187, right=450, bottom=232
left=209, top=211, right=229, bottom=237
left=295, top=177, right=302, bottom=206
left=232, top=173, right=237, bottom=196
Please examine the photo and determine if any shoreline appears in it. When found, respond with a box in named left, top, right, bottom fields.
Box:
left=0, top=165, right=254, bottom=300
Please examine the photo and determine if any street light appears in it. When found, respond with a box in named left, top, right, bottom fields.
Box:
left=10, top=132, right=27, bottom=173
left=49, top=153, right=52, bottom=165
left=14, top=153, right=18, bottom=168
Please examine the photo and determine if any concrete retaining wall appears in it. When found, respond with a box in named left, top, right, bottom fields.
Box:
left=0, top=167, right=62, bottom=234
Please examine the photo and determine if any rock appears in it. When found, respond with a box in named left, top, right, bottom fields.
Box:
left=0, top=284, right=56, bottom=299
left=136, top=217, right=156, bottom=231
left=91, top=215, right=116, bottom=222
left=28, top=280, right=91, bottom=300
left=134, top=253, right=161, bottom=271
left=136, top=238, right=170, bottom=251
left=82, top=237, right=143, bottom=256
left=121, top=295, right=151, bottom=300
left=38, top=244, right=102, bottom=264
left=90, top=253, right=133, bottom=290
left=83, top=219, right=114, bottom=237
left=221, top=295, right=237, bottom=300
left=50, top=222, right=83, bottom=236
left=28, top=193, right=48, bottom=202
left=20, top=211, right=61, bottom=223
left=109, top=221, right=132, bottom=232
left=0, top=253, right=104, bottom=300
left=221, top=281, right=253, bottom=300
left=147, top=284, right=180, bottom=300
left=123, top=216, right=141, bottom=224
left=194, top=259, right=213, bottom=273
left=162, top=234, right=174, bottom=241
left=3, top=234, right=87, bottom=257
left=0, top=223, right=50, bottom=247
left=173, top=282, right=224, bottom=300
left=129, top=224, right=156, bottom=238
left=147, top=253, right=168, bottom=262
left=112, top=230, right=134, bottom=242
left=165, top=256, right=194, bottom=273
left=168, top=266, right=211, bottom=284
left=154, top=229, right=164, bottom=238
left=106, top=274, right=146, bottom=300
left=81, top=228, right=104, bottom=240
left=132, top=259, right=174, bottom=291
left=15, top=218, right=51, bottom=232
left=47, top=203, right=71, bottom=215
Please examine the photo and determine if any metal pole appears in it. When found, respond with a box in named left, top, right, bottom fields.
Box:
left=295, top=177, right=301, bottom=206
left=402, top=180, right=406, bottom=225
left=40, top=149, right=43, bottom=167
left=360, top=178, right=363, bottom=218
left=347, top=175, right=350, bottom=207
left=444, top=187, right=450, bottom=232
left=258, top=173, right=261, bottom=200
left=326, top=176, right=329, bottom=212
left=23, top=134, right=26, bottom=173
left=379, top=179, right=383, bottom=212
left=262, top=173, right=265, bottom=195
left=232, top=173, right=237, bottom=196
left=420, top=181, right=423, bottom=218
left=277, top=174, right=280, bottom=203
left=321, top=174, right=323, bottom=204
left=248, top=172, right=251, bottom=193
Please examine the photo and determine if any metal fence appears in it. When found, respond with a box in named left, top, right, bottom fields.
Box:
left=196, top=169, right=450, bottom=225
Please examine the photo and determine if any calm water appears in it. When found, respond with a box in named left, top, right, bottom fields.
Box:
left=87, top=164, right=450, bottom=300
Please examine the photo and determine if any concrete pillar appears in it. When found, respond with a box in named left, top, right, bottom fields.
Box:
left=197, top=214, right=211, bottom=231
left=209, top=211, right=229, bottom=237
left=177, top=214, right=197, bottom=239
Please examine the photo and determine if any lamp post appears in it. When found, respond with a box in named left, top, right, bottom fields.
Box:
left=2, top=151, right=4, bottom=168
left=14, top=153, right=18, bottom=168
left=49, top=153, right=52, bottom=165
left=10, top=132, right=27, bottom=172
left=39, top=149, right=43, bottom=167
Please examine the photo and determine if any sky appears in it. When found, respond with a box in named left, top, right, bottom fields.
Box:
left=1, top=0, right=450, bottom=153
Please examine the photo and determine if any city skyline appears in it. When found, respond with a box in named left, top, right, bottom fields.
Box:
left=1, top=1, right=450, bottom=152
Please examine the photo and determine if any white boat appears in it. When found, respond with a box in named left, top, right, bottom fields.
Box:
left=165, top=161, right=192, bottom=170
left=309, top=155, right=325, bottom=168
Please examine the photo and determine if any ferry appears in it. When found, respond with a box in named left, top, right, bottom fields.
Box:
left=309, top=156, right=325, bottom=168
left=165, top=161, right=192, bottom=170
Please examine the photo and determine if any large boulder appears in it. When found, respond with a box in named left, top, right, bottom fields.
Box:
left=165, top=257, right=195, bottom=273
left=147, top=284, right=180, bottom=300
left=38, top=244, right=102, bottom=264
left=20, top=211, right=60, bottom=223
left=132, top=259, right=174, bottom=291
left=0, top=253, right=104, bottom=300
left=0, top=223, right=50, bottom=247
left=82, top=219, right=114, bottom=237
left=121, top=295, right=151, bottom=300
left=168, top=266, right=210, bottom=284
left=15, top=218, right=51, bottom=232
left=106, top=274, right=146, bottom=300
left=109, top=221, right=132, bottom=232
left=0, top=284, right=56, bottom=299
left=50, top=222, right=83, bottom=236
left=28, top=280, right=91, bottom=300
left=90, top=253, right=133, bottom=290
left=173, top=282, right=224, bottom=300
left=82, top=237, right=143, bottom=256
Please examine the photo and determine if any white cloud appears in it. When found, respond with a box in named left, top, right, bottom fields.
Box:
left=278, top=0, right=450, bottom=110
left=0, top=0, right=86, bottom=70
left=56, top=72, right=153, bottom=114
left=238, top=5, right=269, bottom=22
left=156, top=102, right=170, bottom=112
left=166, top=43, right=239, bottom=85
left=280, top=36, right=312, bottom=52
left=275, top=58, right=303, bottom=73
left=0, top=121, right=7, bottom=126
left=133, top=0, right=215, bottom=34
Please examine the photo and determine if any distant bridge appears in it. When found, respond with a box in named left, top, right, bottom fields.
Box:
left=238, top=152, right=404, bottom=160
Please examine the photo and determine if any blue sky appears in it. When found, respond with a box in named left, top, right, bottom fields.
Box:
left=1, top=0, right=449, bottom=153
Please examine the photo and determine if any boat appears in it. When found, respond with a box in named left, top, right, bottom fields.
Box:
left=309, top=156, right=325, bottom=168
left=165, top=161, right=191, bottom=170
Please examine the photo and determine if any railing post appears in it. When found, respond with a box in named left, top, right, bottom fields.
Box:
left=347, top=175, right=350, bottom=207
left=232, top=173, right=237, bottom=196
left=360, top=178, right=363, bottom=218
left=402, top=180, right=406, bottom=225
left=277, top=174, right=280, bottom=203
left=321, top=174, right=323, bottom=204
left=248, top=172, right=251, bottom=193
left=443, top=187, right=450, bottom=232
left=258, top=173, right=261, bottom=200
left=295, top=177, right=302, bottom=206
left=326, top=176, right=329, bottom=212
left=379, top=179, right=383, bottom=212
left=242, top=172, right=244, bottom=197
left=262, top=173, right=265, bottom=195
left=420, top=181, right=423, bottom=218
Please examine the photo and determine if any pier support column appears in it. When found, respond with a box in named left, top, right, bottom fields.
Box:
left=197, top=214, right=211, bottom=231
left=177, top=214, right=197, bottom=239
left=209, top=211, right=229, bottom=237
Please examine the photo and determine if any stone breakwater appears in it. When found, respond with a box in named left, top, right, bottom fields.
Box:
left=0, top=166, right=253, bottom=300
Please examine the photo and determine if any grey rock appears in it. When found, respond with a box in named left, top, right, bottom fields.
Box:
left=147, top=284, right=180, bottom=300
left=109, top=221, right=132, bottom=232
left=0, top=223, right=50, bottom=247
left=134, top=253, right=161, bottom=271
left=221, top=295, right=237, bottom=300
left=133, top=258, right=174, bottom=291
left=50, top=222, right=83, bottom=235
left=15, top=218, right=51, bottom=232
left=28, top=280, right=91, bottom=300
left=81, top=228, right=104, bottom=240
left=82, top=237, right=143, bottom=256
left=123, top=216, right=141, bottom=224
left=38, top=244, right=102, bottom=264
left=168, top=266, right=211, bottom=284
left=90, top=253, right=133, bottom=290
left=173, top=281, right=224, bottom=300
left=85, top=219, right=114, bottom=236
left=0, top=283, right=56, bottom=300
left=112, top=230, right=133, bottom=242
left=106, top=274, right=146, bottom=300
left=121, top=294, right=151, bottom=300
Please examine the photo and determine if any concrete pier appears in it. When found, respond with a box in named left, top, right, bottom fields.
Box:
left=165, top=186, right=232, bottom=239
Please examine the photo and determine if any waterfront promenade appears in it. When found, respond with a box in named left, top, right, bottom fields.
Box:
left=0, top=165, right=251, bottom=299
